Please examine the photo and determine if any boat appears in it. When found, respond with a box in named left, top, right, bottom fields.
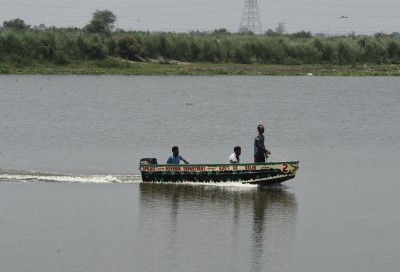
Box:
left=139, top=158, right=299, bottom=185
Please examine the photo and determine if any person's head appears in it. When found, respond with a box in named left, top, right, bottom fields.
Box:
left=257, top=124, right=264, bottom=134
left=172, top=146, right=179, bottom=156
left=234, top=146, right=241, bottom=156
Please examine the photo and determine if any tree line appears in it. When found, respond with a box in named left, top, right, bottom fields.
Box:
left=1, top=10, right=400, bottom=67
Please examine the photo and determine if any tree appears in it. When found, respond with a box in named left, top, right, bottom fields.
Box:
left=115, top=35, right=142, bottom=61
left=3, top=18, right=30, bottom=30
left=290, top=31, right=313, bottom=38
left=84, top=10, right=116, bottom=34
left=275, top=22, right=285, bottom=35
left=238, top=26, right=251, bottom=34
left=212, top=28, right=230, bottom=35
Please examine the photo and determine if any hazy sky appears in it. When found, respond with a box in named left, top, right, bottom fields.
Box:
left=1, top=0, right=399, bottom=35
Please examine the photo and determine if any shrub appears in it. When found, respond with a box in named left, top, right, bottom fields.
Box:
left=386, top=40, right=400, bottom=63
left=358, top=37, right=388, bottom=64
left=336, top=39, right=358, bottom=65
left=115, top=35, right=141, bottom=61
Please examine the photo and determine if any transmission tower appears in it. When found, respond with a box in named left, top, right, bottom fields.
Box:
left=239, top=0, right=263, bottom=34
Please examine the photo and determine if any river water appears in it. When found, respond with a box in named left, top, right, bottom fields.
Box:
left=0, top=75, right=399, bottom=272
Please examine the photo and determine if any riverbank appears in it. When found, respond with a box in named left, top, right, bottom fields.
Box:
left=1, top=61, right=400, bottom=76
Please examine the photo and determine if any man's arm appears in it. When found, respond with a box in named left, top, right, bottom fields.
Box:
left=182, top=159, right=189, bottom=164
left=256, top=139, right=271, bottom=156
left=263, top=146, right=271, bottom=157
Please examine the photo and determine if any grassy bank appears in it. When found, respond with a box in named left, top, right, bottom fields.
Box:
left=1, top=28, right=400, bottom=75
left=1, top=60, right=400, bottom=76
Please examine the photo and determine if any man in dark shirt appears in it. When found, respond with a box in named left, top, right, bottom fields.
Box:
left=254, top=124, right=271, bottom=163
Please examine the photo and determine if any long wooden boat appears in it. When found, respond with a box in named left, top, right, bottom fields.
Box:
left=139, top=158, right=299, bottom=185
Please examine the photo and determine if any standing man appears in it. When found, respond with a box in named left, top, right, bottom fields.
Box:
left=167, top=146, right=189, bottom=164
left=228, top=146, right=241, bottom=164
left=254, top=124, right=271, bottom=163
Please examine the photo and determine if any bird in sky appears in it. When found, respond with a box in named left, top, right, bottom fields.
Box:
left=337, top=16, right=349, bottom=19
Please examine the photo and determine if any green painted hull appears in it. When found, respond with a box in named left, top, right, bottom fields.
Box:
left=139, top=161, right=299, bottom=185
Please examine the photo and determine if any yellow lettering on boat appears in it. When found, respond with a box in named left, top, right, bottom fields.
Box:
left=245, top=165, right=256, bottom=171
left=142, top=166, right=156, bottom=172
left=183, top=166, right=205, bottom=172
left=219, top=166, right=230, bottom=171
left=166, top=166, right=181, bottom=172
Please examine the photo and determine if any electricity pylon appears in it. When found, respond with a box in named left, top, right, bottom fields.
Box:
left=239, top=0, right=263, bottom=34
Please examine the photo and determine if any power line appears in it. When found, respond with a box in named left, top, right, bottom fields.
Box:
left=0, top=1, right=233, bottom=10
left=259, top=7, right=400, bottom=18
left=265, top=0, right=400, bottom=9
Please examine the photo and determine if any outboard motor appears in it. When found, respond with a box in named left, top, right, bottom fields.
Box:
left=140, top=158, right=158, bottom=165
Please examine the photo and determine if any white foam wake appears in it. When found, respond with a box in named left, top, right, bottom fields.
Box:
left=0, top=171, right=142, bottom=183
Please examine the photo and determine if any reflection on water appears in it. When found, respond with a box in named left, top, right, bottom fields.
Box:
left=250, top=187, right=297, bottom=271
left=139, top=184, right=297, bottom=272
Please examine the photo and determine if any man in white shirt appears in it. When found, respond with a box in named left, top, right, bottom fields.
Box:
left=228, top=146, right=241, bottom=164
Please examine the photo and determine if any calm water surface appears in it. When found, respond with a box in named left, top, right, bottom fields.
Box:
left=0, top=75, right=399, bottom=272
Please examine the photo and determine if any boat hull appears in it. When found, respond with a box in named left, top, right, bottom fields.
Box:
left=139, top=161, right=299, bottom=185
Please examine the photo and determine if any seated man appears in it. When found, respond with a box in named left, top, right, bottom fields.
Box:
left=167, top=146, right=189, bottom=164
left=228, top=146, right=241, bottom=164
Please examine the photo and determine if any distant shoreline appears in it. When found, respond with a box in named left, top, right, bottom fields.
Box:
left=2, top=61, right=400, bottom=76
left=2, top=28, right=400, bottom=76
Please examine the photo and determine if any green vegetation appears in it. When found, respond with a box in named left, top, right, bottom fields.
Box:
left=1, top=11, right=400, bottom=75
left=83, top=10, right=116, bottom=34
